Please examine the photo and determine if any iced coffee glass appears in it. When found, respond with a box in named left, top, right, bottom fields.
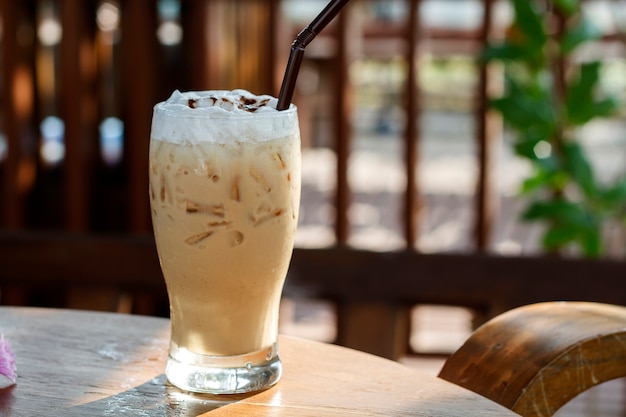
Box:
left=149, top=90, right=300, bottom=394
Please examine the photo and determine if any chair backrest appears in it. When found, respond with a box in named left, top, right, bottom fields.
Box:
left=439, top=301, right=626, bottom=417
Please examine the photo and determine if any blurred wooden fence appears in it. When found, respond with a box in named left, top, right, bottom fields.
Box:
left=1, top=0, right=498, bottom=241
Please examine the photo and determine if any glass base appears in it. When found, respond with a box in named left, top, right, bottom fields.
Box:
left=165, top=342, right=282, bottom=394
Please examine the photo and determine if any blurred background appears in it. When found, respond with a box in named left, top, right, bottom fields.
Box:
left=1, top=1, right=626, bottom=414
left=1, top=0, right=625, bottom=254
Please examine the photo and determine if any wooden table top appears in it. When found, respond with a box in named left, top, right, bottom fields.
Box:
left=0, top=307, right=519, bottom=416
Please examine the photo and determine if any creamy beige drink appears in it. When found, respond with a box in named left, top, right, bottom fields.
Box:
left=149, top=89, right=300, bottom=394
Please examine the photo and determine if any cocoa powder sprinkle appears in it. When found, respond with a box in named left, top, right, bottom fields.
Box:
left=186, top=94, right=272, bottom=113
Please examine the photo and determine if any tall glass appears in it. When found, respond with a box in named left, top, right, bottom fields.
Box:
left=149, top=90, right=301, bottom=394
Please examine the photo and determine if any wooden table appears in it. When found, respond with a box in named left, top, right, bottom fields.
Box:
left=0, top=307, right=519, bottom=416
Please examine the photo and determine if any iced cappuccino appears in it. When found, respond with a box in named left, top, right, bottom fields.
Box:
left=149, top=90, right=300, bottom=394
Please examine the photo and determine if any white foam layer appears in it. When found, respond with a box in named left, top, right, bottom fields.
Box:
left=151, top=90, right=299, bottom=144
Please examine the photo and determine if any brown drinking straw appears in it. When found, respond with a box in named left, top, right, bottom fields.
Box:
left=276, top=0, right=350, bottom=111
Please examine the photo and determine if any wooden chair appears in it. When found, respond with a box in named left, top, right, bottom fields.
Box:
left=439, top=301, right=626, bottom=417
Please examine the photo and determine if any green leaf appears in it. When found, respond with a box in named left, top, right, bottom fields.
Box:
left=522, top=200, right=572, bottom=220
left=491, top=77, right=556, bottom=130
left=493, top=97, right=553, bottom=130
left=514, top=138, right=541, bottom=160
left=592, top=98, right=619, bottom=118
left=567, top=61, right=600, bottom=105
left=542, top=224, right=580, bottom=249
left=482, top=44, right=528, bottom=63
left=579, top=227, right=602, bottom=257
left=536, top=155, right=563, bottom=177
left=561, top=18, right=602, bottom=54
left=562, top=142, right=596, bottom=197
left=522, top=199, right=587, bottom=222
left=512, top=0, right=548, bottom=48
left=520, top=169, right=555, bottom=194
left=482, top=42, right=545, bottom=70
left=552, top=0, right=580, bottom=16
left=565, top=62, right=617, bottom=125
left=521, top=175, right=545, bottom=194
left=514, top=127, right=556, bottom=159
left=541, top=224, right=602, bottom=256
left=597, top=179, right=626, bottom=208
left=533, top=202, right=602, bottom=256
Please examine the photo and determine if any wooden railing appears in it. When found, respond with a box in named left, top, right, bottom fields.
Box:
left=1, top=0, right=496, bottom=243
left=1, top=0, right=625, bottom=359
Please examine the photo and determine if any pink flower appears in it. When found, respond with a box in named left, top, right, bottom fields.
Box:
left=0, top=335, right=16, bottom=387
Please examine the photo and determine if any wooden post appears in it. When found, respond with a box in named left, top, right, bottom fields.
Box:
left=404, top=0, right=421, bottom=248
left=186, top=0, right=210, bottom=90
left=333, top=3, right=418, bottom=359
left=336, top=301, right=411, bottom=360
left=333, top=2, right=356, bottom=245
left=0, top=1, right=32, bottom=229
left=267, top=0, right=283, bottom=96
left=120, top=0, right=158, bottom=234
left=474, top=0, right=498, bottom=251
left=60, top=0, right=97, bottom=232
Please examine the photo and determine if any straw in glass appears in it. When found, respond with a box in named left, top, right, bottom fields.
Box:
left=276, top=0, right=350, bottom=111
